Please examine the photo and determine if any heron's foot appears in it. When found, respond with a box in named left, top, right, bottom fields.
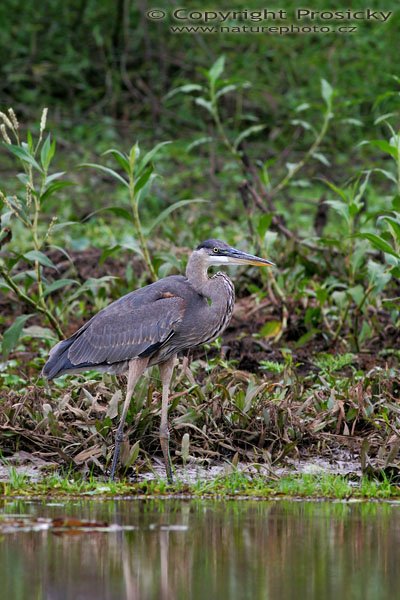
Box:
left=166, top=461, right=174, bottom=485
left=109, top=450, right=119, bottom=481
left=109, top=427, right=125, bottom=481
left=115, top=428, right=125, bottom=444
left=160, top=427, right=174, bottom=484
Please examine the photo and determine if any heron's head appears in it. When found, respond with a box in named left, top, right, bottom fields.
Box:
left=196, top=239, right=275, bottom=268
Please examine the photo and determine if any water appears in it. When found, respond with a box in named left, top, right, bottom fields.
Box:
left=1, top=498, right=399, bottom=600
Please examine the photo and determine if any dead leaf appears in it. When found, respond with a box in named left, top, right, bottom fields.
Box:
left=74, top=445, right=104, bottom=464
left=106, top=390, right=122, bottom=419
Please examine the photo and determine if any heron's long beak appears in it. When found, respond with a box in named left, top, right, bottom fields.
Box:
left=225, top=247, right=275, bottom=267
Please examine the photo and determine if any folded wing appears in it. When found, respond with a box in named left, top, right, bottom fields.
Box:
left=43, top=293, right=186, bottom=378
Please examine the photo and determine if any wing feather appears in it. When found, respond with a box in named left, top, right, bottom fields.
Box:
left=68, top=296, right=185, bottom=366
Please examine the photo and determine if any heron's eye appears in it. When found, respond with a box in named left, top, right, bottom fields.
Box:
left=213, top=247, right=219, bottom=253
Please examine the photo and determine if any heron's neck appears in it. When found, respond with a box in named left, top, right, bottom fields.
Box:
left=186, top=251, right=235, bottom=339
left=186, top=252, right=211, bottom=294
left=186, top=251, right=230, bottom=302
left=186, top=252, right=235, bottom=307
left=186, top=252, right=235, bottom=333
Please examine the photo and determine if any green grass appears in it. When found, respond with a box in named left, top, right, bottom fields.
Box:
left=1, top=470, right=399, bottom=500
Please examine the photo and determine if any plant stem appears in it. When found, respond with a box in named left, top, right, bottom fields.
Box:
left=210, top=84, right=239, bottom=158
left=1, top=148, right=64, bottom=339
left=29, top=160, right=63, bottom=336
left=128, top=175, right=157, bottom=281
left=271, top=109, right=332, bottom=196
left=0, top=265, right=64, bottom=338
left=332, top=302, right=350, bottom=344
left=396, top=141, right=400, bottom=195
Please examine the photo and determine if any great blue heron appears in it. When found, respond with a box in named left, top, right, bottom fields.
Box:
left=43, top=239, right=274, bottom=481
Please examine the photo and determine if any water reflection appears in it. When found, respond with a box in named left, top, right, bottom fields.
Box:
left=0, top=499, right=399, bottom=600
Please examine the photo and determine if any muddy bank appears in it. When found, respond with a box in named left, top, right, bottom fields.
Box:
left=0, top=450, right=362, bottom=484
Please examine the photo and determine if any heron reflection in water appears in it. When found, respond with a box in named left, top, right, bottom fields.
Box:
left=43, top=239, right=274, bottom=481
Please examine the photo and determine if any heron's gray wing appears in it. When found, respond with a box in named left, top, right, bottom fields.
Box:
left=67, top=295, right=186, bottom=366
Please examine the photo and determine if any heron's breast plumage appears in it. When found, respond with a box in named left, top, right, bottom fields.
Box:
left=200, top=272, right=235, bottom=344
left=164, top=271, right=235, bottom=352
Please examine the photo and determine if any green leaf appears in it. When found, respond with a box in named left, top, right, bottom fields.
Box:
left=325, top=200, right=351, bottom=224
left=2, top=196, right=30, bottom=225
left=321, top=79, right=333, bottom=107
left=233, top=125, right=265, bottom=150
left=332, top=291, right=347, bottom=309
left=41, top=180, right=75, bottom=202
left=26, top=131, right=33, bottom=152
left=102, top=149, right=130, bottom=174
left=312, top=152, right=331, bottom=166
left=352, top=171, right=371, bottom=211
left=40, top=134, right=56, bottom=170
left=146, top=199, right=208, bottom=234
left=23, top=250, right=57, bottom=269
left=80, top=163, right=129, bottom=188
left=323, top=180, right=348, bottom=202
left=119, top=240, right=142, bottom=256
left=256, top=214, right=272, bottom=239
left=66, top=276, right=117, bottom=304
left=99, top=245, right=121, bottom=263
left=358, top=321, right=372, bottom=345
left=285, top=162, right=299, bottom=177
left=295, top=103, right=311, bottom=112
left=5, top=144, right=43, bottom=172
left=1, top=213, right=13, bottom=231
left=371, top=168, right=397, bottom=184
left=0, top=280, right=13, bottom=293
left=121, top=440, right=140, bottom=469
left=315, top=288, right=328, bottom=304
left=295, top=329, right=319, bottom=348
left=260, top=320, right=282, bottom=338
left=138, top=141, right=171, bottom=174
left=208, top=56, right=225, bottom=84
left=43, top=278, right=78, bottom=297
left=347, top=285, right=364, bottom=306
left=195, top=97, right=214, bottom=115
left=1, top=314, right=33, bottom=359
left=129, top=143, right=140, bottom=171
left=50, top=222, right=78, bottom=233
left=374, top=112, right=397, bottom=125
left=368, top=140, right=399, bottom=160
left=291, top=119, right=314, bottom=132
left=164, top=84, right=204, bottom=100
left=215, top=84, right=237, bottom=99
left=380, top=216, right=400, bottom=242
left=186, top=137, right=213, bottom=152
left=134, top=164, right=154, bottom=193
left=45, top=171, right=67, bottom=184
left=22, top=325, right=56, bottom=340
left=83, top=206, right=132, bottom=222
left=136, top=174, right=158, bottom=205
left=181, top=433, right=190, bottom=464
left=357, top=233, right=399, bottom=259
left=16, top=173, right=29, bottom=185
left=367, top=260, right=391, bottom=293
left=340, top=118, right=363, bottom=127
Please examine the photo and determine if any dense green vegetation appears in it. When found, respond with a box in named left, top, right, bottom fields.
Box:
left=0, top=1, right=399, bottom=488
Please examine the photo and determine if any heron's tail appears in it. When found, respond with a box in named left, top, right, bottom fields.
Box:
left=42, top=338, right=74, bottom=380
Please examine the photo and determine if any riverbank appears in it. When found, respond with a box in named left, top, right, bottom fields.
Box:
left=1, top=460, right=399, bottom=500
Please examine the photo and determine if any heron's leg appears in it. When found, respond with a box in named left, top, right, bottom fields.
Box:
left=159, top=356, right=176, bottom=484
left=110, top=357, right=148, bottom=481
